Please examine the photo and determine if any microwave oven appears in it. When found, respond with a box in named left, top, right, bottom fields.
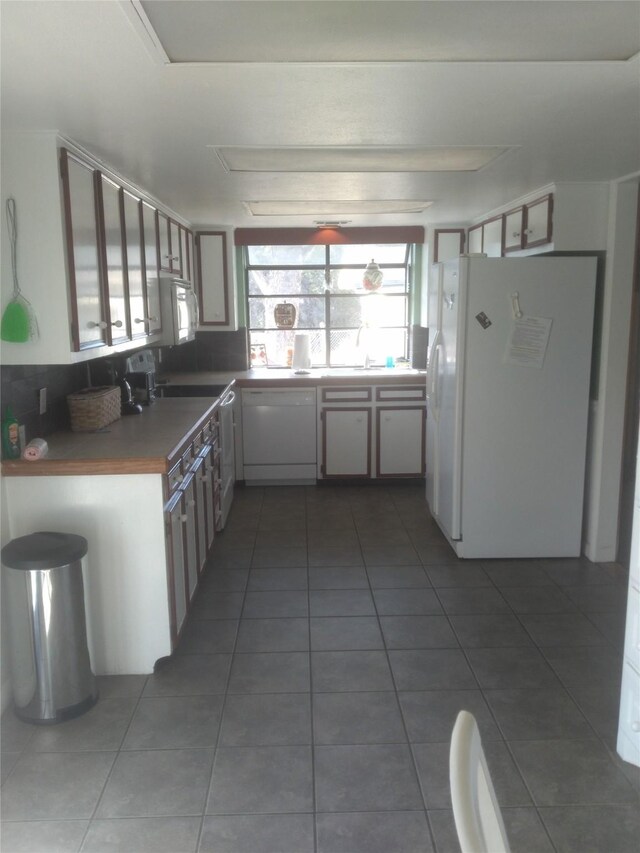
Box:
left=159, top=277, right=199, bottom=345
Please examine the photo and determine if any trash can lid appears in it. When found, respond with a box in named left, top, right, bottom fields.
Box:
left=1, top=531, right=88, bottom=570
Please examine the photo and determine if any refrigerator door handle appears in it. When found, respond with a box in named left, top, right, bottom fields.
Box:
left=427, top=329, right=441, bottom=412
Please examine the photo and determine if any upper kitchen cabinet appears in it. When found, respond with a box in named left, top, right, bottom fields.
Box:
left=195, top=228, right=238, bottom=330
left=141, top=201, right=162, bottom=336
left=60, top=148, right=109, bottom=352
left=122, top=191, right=147, bottom=341
left=504, top=195, right=553, bottom=254
left=433, top=229, right=465, bottom=263
left=0, top=131, right=189, bottom=364
left=97, top=174, right=130, bottom=346
left=157, top=210, right=182, bottom=276
left=467, top=184, right=609, bottom=259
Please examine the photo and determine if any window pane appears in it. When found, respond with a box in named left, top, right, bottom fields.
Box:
left=247, top=245, right=325, bottom=266
left=330, top=294, right=407, bottom=329
left=248, top=295, right=325, bottom=329
left=249, top=329, right=326, bottom=367
left=330, top=267, right=407, bottom=293
left=329, top=327, right=407, bottom=366
left=329, top=244, right=406, bottom=265
left=248, top=268, right=326, bottom=296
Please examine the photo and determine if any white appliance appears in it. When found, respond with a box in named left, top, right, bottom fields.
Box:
left=426, top=256, right=597, bottom=558
left=159, top=277, right=198, bottom=345
left=242, top=388, right=317, bottom=484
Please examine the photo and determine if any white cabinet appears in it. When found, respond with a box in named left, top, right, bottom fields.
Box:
left=318, top=384, right=426, bottom=480
left=98, top=174, right=130, bottom=345
left=157, top=211, right=182, bottom=275
left=467, top=224, right=483, bottom=254
left=196, top=228, right=238, bottom=329
left=122, top=191, right=146, bottom=342
left=165, top=487, right=188, bottom=639
left=0, top=131, right=189, bottom=365
left=523, top=194, right=553, bottom=249
left=377, top=407, right=425, bottom=477
left=434, top=229, right=465, bottom=263
left=482, top=215, right=504, bottom=257
left=61, top=148, right=108, bottom=352
left=141, top=201, right=162, bottom=336
left=323, top=408, right=372, bottom=478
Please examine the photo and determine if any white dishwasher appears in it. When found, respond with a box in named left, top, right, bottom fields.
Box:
left=242, top=388, right=317, bottom=484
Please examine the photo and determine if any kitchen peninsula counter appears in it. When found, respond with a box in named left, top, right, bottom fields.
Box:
left=1, top=397, right=219, bottom=477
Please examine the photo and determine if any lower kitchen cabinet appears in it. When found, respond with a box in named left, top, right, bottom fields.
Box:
left=377, top=406, right=425, bottom=477
left=2, top=404, right=223, bottom=674
left=318, top=384, right=426, bottom=480
left=322, top=407, right=372, bottom=478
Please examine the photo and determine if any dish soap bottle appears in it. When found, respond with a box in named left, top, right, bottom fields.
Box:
left=2, top=407, right=21, bottom=459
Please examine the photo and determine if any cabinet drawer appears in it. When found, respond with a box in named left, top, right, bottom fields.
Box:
left=321, top=386, right=372, bottom=403
left=375, top=385, right=426, bottom=402
left=167, top=459, right=184, bottom=495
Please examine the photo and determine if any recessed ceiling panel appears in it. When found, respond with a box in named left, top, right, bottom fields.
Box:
left=217, top=147, right=509, bottom=173
left=246, top=200, right=434, bottom=216
left=138, top=1, right=640, bottom=63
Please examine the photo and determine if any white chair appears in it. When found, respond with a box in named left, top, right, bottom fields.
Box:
left=449, top=710, right=511, bottom=853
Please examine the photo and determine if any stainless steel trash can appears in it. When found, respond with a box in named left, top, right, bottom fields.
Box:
left=2, top=531, right=98, bottom=724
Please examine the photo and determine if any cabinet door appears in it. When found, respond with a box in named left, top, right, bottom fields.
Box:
left=524, top=194, right=553, bottom=249
left=192, top=455, right=208, bottom=574
left=181, top=472, right=199, bottom=603
left=467, top=224, right=483, bottom=254
left=60, top=149, right=107, bottom=351
left=504, top=207, right=524, bottom=253
left=201, top=441, right=217, bottom=551
left=322, top=408, right=371, bottom=478
left=98, top=175, right=130, bottom=344
left=180, top=226, right=190, bottom=281
left=197, top=230, right=234, bottom=327
left=169, top=219, right=181, bottom=274
left=166, top=491, right=187, bottom=642
left=157, top=210, right=172, bottom=272
left=434, top=229, right=465, bottom=263
left=482, top=215, right=504, bottom=257
left=377, top=407, right=425, bottom=477
left=141, top=202, right=162, bottom=335
left=122, top=191, right=146, bottom=340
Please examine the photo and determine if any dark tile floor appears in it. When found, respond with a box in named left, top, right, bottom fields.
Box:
left=1, top=483, right=639, bottom=852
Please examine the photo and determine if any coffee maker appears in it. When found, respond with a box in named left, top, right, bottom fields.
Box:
left=89, top=356, right=143, bottom=415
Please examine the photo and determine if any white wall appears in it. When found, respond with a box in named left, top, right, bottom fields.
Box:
left=584, top=177, right=639, bottom=562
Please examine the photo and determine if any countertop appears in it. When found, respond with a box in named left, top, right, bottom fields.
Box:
left=3, top=368, right=427, bottom=478
left=158, top=367, right=427, bottom=388
left=1, top=398, right=219, bottom=477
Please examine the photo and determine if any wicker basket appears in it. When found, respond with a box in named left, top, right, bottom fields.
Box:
left=67, top=386, right=121, bottom=432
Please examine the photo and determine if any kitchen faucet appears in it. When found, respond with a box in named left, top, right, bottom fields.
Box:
left=356, top=323, right=372, bottom=369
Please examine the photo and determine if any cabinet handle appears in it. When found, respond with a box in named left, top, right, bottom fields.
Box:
left=88, top=321, right=108, bottom=329
left=632, top=722, right=640, bottom=733
left=512, top=231, right=521, bottom=238
left=111, top=320, right=123, bottom=328
left=180, top=514, right=188, bottom=523
left=187, top=499, right=196, bottom=508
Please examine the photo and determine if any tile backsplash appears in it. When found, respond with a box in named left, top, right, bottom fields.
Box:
left=0, top=329, right=249, bottom=441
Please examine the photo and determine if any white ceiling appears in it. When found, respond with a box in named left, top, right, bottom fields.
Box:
left=1, top=0, right=639, bottom=229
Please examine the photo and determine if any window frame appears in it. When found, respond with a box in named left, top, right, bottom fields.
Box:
left=244, top=243, right=413, bottom=368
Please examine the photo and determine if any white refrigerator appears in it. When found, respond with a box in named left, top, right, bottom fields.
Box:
left=426, top=256, right=597, bottom=559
